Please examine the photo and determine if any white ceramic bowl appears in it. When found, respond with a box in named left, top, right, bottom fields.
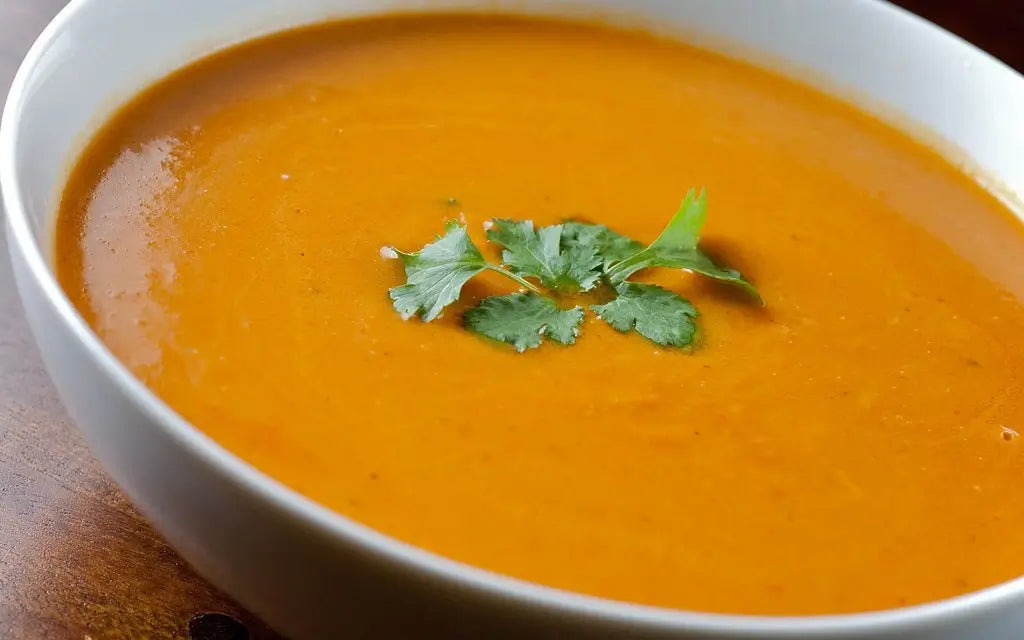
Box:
left=3, top=1, right=1024, bottom=637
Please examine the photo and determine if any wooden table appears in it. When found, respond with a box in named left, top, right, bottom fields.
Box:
left=0, top=2, right=1020, bottom=638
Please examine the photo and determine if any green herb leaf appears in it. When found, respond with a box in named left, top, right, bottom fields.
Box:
left=592, top=283, right=698, bottom=347
left=389, top=221, right=545, bottom=322
left=389, top=189, right=761, bottom=352
left=560, top=222, right=644, bottom=268
left=388, top=221, right=487, bottom=321
left=486, top=220, right=602, bottom=293
left=464, top=293, right=584, bottom=352
left=605, top=189, right=760, bottom=300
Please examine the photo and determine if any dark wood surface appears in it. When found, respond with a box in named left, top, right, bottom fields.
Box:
left=0, top=2, right=1020, bottom=638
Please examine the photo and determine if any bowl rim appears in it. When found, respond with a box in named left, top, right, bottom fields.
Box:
left=4, top=0, right=1024, bottom=635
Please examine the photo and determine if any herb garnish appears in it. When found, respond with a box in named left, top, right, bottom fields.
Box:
left=388, top=221, right=540, bottom=322
left=464, top=293, right=585, bottom=351
left=386, top=189, right=759, bottom=351
left=486, top=219, right=603, bottom=293
left=592, top=283, right=699, bottom=348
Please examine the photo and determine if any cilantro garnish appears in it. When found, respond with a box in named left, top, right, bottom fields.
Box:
left=385, top=190, right=759, bottom=351
left=560, top=222, right=644, bottom=268
left=486, top=219, right=602, bottom=293
left=388, top=221, right=539, bottom=321
left=464, top=293, right=584, bottom=352
left=592, top=283, right=698, bottom=347
left=604, top=189, right=760, bottom=301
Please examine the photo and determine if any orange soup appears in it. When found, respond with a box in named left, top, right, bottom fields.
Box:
left=55, top=15, right=1024, bottom=615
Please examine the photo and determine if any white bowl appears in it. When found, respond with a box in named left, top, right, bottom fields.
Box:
left=3, top=1, right=1024, bottom=637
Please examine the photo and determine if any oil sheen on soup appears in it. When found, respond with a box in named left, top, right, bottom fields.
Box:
left=55, top=15, right=1024, bottom=615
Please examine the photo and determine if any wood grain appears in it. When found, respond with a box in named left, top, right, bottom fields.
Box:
left=0, top=2, right=1020, bottom=638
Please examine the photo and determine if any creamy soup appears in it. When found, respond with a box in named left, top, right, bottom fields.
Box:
left=55, top=15, right=1024, bottom=615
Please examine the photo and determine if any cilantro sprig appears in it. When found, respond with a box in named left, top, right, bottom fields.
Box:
left=385, top=189, right=759, bottom=351
left=604, top=189, right=760, bottom=300
left=486, top=219, right=602, bottom=293
left=592, top=283, right=698, bottom=348
left=464, top=293, right=584, bottom=351
left=388, top=221, right=541, bottom=322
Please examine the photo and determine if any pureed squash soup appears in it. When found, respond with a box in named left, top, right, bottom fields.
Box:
left=55, top=14, right=1024, bottom=615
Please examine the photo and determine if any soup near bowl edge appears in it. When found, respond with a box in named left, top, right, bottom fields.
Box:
left=54, top=14, right=1024, bottom=616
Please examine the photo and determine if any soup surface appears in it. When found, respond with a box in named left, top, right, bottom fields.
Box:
left=56, top=15, right=1024, bottom=615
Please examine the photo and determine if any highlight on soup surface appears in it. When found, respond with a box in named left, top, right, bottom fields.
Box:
left=55, top=13, right=1024, bottom=616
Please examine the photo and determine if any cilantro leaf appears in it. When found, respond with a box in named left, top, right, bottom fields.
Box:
left=592, top=283, right=698, bottom=347
left=605, top=189, right=760, bottom=300
left=464, top=293, right=584, bottom=352
left=388, top=221, right=487, bottom=321
left=560, top=222, right=644, bottom=268
left=389, top=221, right=541, bottom=322
left=486, top=220, right=602, bottom=293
